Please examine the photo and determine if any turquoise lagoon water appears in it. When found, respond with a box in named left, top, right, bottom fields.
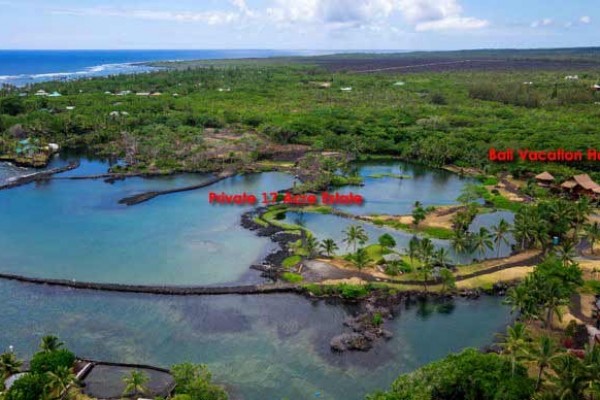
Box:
left=0, top=281, right=513, bottom=400
left=0, top=160, right=514, bottom=283
left=284, top=210, right=515, bottom=263
left=0, top=160, right=517, bottom=399
left=335, top=162, right=477, bottom=215
left=0, top=161, right=295, bottom=285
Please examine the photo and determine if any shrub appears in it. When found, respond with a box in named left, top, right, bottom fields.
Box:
left=430, top=93, right=447, bottom=105
left=30, top=349, right=75, bottom=375
left=171, top=363, right=228, bottom=400
left=281, top=272, right=303, bottom=283
left=378, top=234, right=396, bottom=249
left=339, top=284, right=369, bottom=299
left=367, top=348, right=535, bottom=400
left=282, top=255, right=302, bottom=268
left=372, top=313, right=384, bottom=326
left=5, top=373, right=47, bottom=400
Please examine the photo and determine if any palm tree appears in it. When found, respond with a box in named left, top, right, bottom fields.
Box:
left=0, top=352, right=22, bottom=381
left=548, top=200, right=575, bottom=239
left=342, top=225, right=368, bottom=253
left=499, top=322, right=530, bottom=375
left=123, top=370, right=149, bottom=398
left=439, top=268, right=456, bottom=294
left=583, top=345, right=600, bottom=400
left=504, top=276, right=540, bottom=320
left=514, top=205, right=546, bottom=250
left=556, top=240, right=577, bottom=267
left=304, top=235, right=319, bottom=259
left=584, top=222, right=600, bottom=255
left=40, top=335, right=64, bottom=353
left=504, top=284, right=532, bottom=317
left=547, top=354, right=586, bottom=400
left=419, top=263, right=434, bottom=292
left=526, top=335, right=561, bottom=391
left=543, top=280, right=570, bottom=329
left=407, top=236, right=420, bottom=265
left=451, top=229, right=470, bottom=255
left=46, top=366, right=76, bottom=399
left=320, top=238, right=338, bottom=257
left=417, top=238, right=435, bottom=265
left=583, top=344, right=600, bottom=400
left=472, top=227, right=494, bottom=258
left=353, top=248, right=369, bottom=270
left=492, top=218, right=511, bottom=258
left=572, top=198, right=591, bottom=239
left=432, top=248, right=451, bottom=267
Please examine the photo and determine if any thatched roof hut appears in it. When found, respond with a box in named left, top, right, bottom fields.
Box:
left=561, top=174, right=600, bottom=195
left=535, top=171, right=554, bottom=185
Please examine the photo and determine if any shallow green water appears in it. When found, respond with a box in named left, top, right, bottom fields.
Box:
left=0, top=281, right=513, bottom=400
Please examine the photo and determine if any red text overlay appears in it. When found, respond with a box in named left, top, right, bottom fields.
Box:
left=489, top=148, right=600, bottom=162
left=209, top=192, right=364, bottom=206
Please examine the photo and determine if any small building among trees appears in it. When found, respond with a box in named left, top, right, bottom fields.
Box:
left=535, top=171, right=555, bottom=187
left=560, top=174, right=600, bottom=197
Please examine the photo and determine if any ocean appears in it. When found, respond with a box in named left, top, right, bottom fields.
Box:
left=0, top=49, right=321, bottom=87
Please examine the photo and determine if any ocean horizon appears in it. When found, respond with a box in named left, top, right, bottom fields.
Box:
left=0, top=49, right=330, bottom=87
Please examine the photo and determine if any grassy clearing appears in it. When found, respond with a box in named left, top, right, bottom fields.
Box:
left=252, top=216, right=268, bottom=227
left=370, top=217, right=454, bottom=240
left=482, top=191, right=523, bottom=212
left=364, top=244, right=391, bottom=262
left=282, top=255, right=302, bottom=268
left=330, top=175, right=363, bottom=187
left=261, top=206, right=306, bottom=232
left=281, top=272, right=304, bottom=283
left=456, top=267, right=532, bottom=289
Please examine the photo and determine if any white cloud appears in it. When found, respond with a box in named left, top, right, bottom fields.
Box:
left=398, top=0, right=459, bottom=24
left=416, top=16, right=488, bottom=31
left=399, top=0, right=488, bottom=31
left=50, top=0, right=488, bottom=33
left=266, top=0, right=487, bottom=31
left=530, top=18, right=553, bottom=28
left=580, top=15, right=591, bottom=24
left=51, top=7, right=241, bottom=24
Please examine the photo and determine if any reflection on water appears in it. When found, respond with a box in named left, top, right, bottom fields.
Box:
left=0, top=281, right=513, bottom=400
left=335, top=162, right=477, bottom=215
left=283, top=210, right=515, bottom=263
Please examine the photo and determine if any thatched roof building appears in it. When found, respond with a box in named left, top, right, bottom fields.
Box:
left=561, top=174, right=600, bottom=195
left=535, top=171, right=555, bottom=183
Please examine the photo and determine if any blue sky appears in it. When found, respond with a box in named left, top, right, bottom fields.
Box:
left=0, top=0, right=597, bottom=50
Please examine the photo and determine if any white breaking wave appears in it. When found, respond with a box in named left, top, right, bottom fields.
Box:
left=2, top=62, right=159, bottom=87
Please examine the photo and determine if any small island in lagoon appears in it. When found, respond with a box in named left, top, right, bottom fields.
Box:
left=0, top=47, right=600, bottom=400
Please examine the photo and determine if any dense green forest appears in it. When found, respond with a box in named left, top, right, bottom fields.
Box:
left=1, top=53, right=600, bottom=175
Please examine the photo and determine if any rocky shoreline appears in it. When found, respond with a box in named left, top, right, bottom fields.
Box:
left=0, top=161, right=80, bottom=190
left=241, top=206, right=302, bottom=279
